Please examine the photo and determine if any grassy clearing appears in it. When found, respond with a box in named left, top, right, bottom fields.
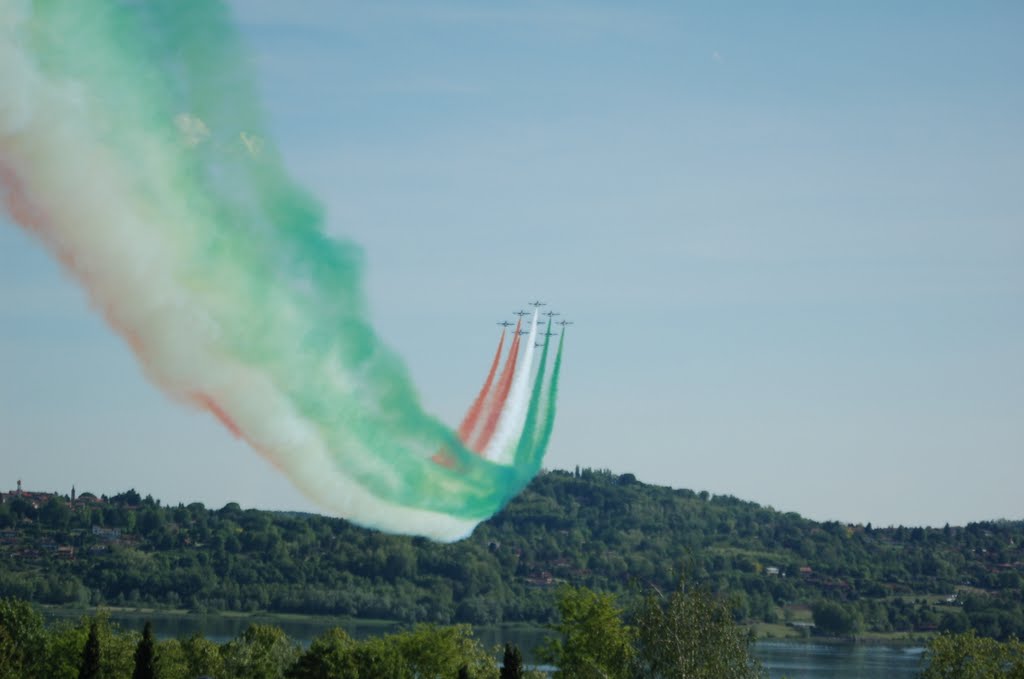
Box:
left=783, top=604, right=814, bottom=622
left=750, top=623, right=804, bottom=640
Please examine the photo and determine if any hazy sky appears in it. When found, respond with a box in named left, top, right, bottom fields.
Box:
left=2, top=1, right=1022, bottom=528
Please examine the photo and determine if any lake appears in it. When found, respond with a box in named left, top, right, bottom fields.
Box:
left=753, top=640, right=925, bottom=678
left=48, top=611, right=926, bottom=678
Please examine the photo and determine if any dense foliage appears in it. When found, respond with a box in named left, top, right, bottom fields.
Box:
left=633, top=582, right=764, bottom=679
left=538, top=586, right=636, bottom=679
left=1, top=469, right=1022, bottom=638
left=5, top=592, right=1023, bottom=678
left=0, top=586, right=759, bottom=678
left=537, top=582, right=765, bottom=679
left=0, top=598, right=504, bottom=679
left=919, top=631, right=1024, bottom=678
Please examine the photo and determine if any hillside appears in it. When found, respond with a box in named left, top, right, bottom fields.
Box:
left=1, top=469, right=1022, bottom=639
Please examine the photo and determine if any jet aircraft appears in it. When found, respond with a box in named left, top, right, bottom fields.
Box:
left=497, top=321, right=514, bottom=328
left=513, top=310, right=530, bottom=317
left=528, top=300, right=547, bottom=307
left=556, top=320, right=574, bottom=326
left=543, top=311, right=561, bottom=318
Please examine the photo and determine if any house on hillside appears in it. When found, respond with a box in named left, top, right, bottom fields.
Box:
left=91, top=526, right=121, bottom=541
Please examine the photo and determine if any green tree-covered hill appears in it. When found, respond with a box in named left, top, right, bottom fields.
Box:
left=1, top=469, right=1021, bottom=639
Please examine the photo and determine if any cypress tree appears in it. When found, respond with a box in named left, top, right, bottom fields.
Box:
left=501, top=643, right=523, bottom=679
left=78, top=621, right=101, bottom=679
left=132, top=621, right=156, bottom=679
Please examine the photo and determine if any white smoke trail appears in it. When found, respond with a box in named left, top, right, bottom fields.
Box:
left=0, top=4, right=483, bottom=541
left=482, top=309, right=540, bottom=464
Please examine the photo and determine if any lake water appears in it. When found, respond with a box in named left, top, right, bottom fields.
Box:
left=753, top=640, right=925, bottom=678
left=49, top=611, right=926, bottom=678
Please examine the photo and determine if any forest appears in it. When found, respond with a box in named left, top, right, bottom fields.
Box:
left=2, top=578, right=770, bottom=678
left=1, top=468, right=1022, bottom=640
left=3, top=587, right=1023, bottom=678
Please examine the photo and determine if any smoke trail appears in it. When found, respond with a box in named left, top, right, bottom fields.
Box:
left=528, top=328, right=565, bottom=467
left=483, top=309, right=541, bottom=463
left=469, top=319, right=521, bottom=452
left=435, top=327, right=507, bottom=466
left=513, top=321, right=554, bottom=472
left=457, top=330, right=506, bottom=442
left=0, top=1, right=564, bottom=541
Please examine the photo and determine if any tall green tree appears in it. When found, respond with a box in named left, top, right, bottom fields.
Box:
left=501, top=643, right=524, bottom=679
left=180, top=634, right=224, bottom=679
left=0, top=627, right=21, bottom=679
left=221, top=624, right=301, bottom=679
left=633, top=580, right=765, bottom=679
left=394, top=624, right=497, bottom=679
left=132, top=621, right=156, bottom=679
left=39, top=497, right=72, bottom=529
left=45, top=614, right=135, bottom=679
left=811, top=600, right=862, bottom=637
left=286, top=628, right=358, bottom=679
left=538, top=585, right=636, bottom=679
left=919, top=631, right=1024, bottom=678
left=150, top=639, right=189, bottom=679
left=0, top=597, right=47, bottom=678
left=77, top=621, right=101, bottom=679
left=346, top=637, right=411, bottom=678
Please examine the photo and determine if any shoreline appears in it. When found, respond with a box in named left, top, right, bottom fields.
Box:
left=38, top=604, right=931, bottom=648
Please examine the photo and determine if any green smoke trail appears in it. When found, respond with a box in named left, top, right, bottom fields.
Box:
left=513, top=321, right=554, bottom=477
left=512, top=327, right=563, bottom=474
left=532, top=328, right=565, bottom=461
left=4, top=0, right=566, bottom=537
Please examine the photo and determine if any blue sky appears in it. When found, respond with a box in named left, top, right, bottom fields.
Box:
left=2, top=1, right=1022, bottom=527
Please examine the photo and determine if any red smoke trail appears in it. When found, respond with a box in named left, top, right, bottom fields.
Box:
left=0, top=161, right=48, bottom=240
left=470, top=319, right=522, bottom=453
left=432, top=328, right=509, bottom=467
left=3, top=159, right=218, bottom=428
left=457, top=330, right=506, bottom=442
left=194, top=393, right=243, bottom=439
left=1, top=160, right=84, bottom=281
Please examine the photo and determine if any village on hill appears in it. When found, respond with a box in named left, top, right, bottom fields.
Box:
left=1, top=470, right=1022, bottom=642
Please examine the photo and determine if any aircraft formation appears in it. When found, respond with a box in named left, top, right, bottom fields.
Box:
left=497, top=301, right=572, bottom=334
